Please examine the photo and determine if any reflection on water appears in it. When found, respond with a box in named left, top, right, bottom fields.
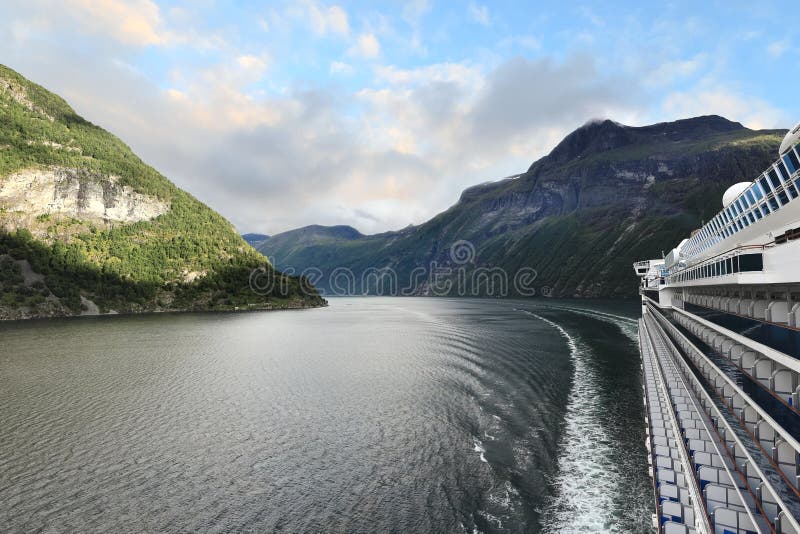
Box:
left=0, top=297, right=651, bottom=532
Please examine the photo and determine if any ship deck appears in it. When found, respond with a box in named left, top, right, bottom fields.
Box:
left=639, top=303, right=800, bottom=533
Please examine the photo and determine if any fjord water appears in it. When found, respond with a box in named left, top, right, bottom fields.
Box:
left=0, top=298, right=652, bottom=532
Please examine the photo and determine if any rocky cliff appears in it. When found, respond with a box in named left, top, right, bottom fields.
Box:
left=0, top=167, right=169, bottom=237
left=258, top=116, right=785, bottom=298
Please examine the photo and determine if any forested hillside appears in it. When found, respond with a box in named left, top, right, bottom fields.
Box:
left=0, top=64, right=323, bottom=319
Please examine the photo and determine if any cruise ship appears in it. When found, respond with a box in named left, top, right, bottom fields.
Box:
left=634, top=124, right=800, bottom=533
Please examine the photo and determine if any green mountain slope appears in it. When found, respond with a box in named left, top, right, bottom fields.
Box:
left=0, top=64, right=323, bottom=319
left=258, top=116, right=785, bottom=298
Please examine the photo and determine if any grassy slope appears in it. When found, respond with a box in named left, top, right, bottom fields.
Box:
left=0, top=64, right=323, bottom=317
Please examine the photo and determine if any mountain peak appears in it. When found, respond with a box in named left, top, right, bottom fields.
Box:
left=540, top=115, right=748, bottom=168
left=545, top=118, right=633, bottom=165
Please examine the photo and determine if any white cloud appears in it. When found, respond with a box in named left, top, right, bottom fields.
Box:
left=350, top=33, right=381, bottom=59
left=661, top=89, right=785, bottom=130
left=330, top=61, right=354, bottom=75
left=236, top=55, right=269, bottom=76
left=374, top=62, right=484, bottom=87
left=60, top=0, right=170, bottom=46
left=305, top=2, right=350, bottom=36
left=499, top=35, right=541, bottom=50
left=468, top=2, right=489, bottom=26
left=644, top=54, right=706, bottom=87
left=767, top=39, right=789, bottom=58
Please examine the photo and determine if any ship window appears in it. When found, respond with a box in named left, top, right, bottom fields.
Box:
left=759, top=176, right=773, bottom=194
left=741, top=195, right=751, bottom=208
left=739, top=253, right=763, bottom=272
left=732, top=257, right=740, bottom=273
left=726, top=258, right=732, bottom=273
left=769, top=197, right=780, bottom=211
left=769, top=168, right=782, bottom=187
left=788, top=184, right=799, bottom=199
left=747, top=211, right=756, bottom=223
left=745, top=189, right=756, bottom=204
left=787, top=150, right=800, bottom=174
left=737, top=219, right=744, bottom=230
left=778, top=190, right=789, bottom=205
left=753, top=209, right=762, bottom=220
left=742, top=216, right=750, bottom=227
left=761, top=202, right=770, bottom=215
left=779, top=161, right=791, bottom=181
left=753, top=183, right=765, bottom=200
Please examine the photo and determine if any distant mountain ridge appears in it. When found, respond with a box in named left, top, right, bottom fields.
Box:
left=242, top=233, right=270, bottom=248
left=0, top=64, right=323, bottom=319
left=258, top=115, right=785, bottom=298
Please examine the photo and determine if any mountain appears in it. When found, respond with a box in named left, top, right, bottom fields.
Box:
left=258, top=116, right=785, bottom=298
left=242, top=233, right=269, bottom=248
left=0, top=64, right=324, bottom=320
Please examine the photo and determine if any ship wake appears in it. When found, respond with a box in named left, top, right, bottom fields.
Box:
left=521, top=311, right=623, bottom=533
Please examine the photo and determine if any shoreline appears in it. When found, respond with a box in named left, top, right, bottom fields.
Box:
left=0, top=298, right=328, bottom=323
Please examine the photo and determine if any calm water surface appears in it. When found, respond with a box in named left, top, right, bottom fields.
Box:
left=0, top=297, right=652, bottom=533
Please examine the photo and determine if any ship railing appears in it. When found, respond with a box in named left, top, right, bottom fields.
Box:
left=648, top=302, right=800, bottom=532
left=640, top=315, right=712, bottom=533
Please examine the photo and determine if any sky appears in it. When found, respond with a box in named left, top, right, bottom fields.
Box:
left=1, top=1, right=798, bottom=235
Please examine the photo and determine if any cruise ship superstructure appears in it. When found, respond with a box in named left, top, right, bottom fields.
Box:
left=635, top=124, right=800, bottom=533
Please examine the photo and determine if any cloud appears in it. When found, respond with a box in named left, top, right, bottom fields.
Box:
left=498, top=35, right=542, bottom=51
left=294, top=2, right=350, bottom=36
left=468, top=2, right=489, bottom=26
left=236, top=55, right=269, bottom=76
left=64, top=0, right=169, bottom=46
left=374, top=62, right=483, bottom=86
left=661, top=89, right=785, bottom=130
left=643, top=54, right=706, bottom=87
left=5, top=0, right=224, bottom=50
left=767, top=39, right=789, bottom=58
left=330, top=61, right=354, bottom=75
left=350, top=33, right=381, bottom=59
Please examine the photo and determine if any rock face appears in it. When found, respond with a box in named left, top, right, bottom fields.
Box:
left=0, top=167, right=169, bottom=234
left=259, top=116, right=786, bottom=298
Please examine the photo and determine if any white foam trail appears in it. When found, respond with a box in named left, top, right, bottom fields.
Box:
left=473, top=438, right=488, bottom=463
left=522, top=311, right=622, bottom=533
left=521, top=305, right=639, bottom=344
